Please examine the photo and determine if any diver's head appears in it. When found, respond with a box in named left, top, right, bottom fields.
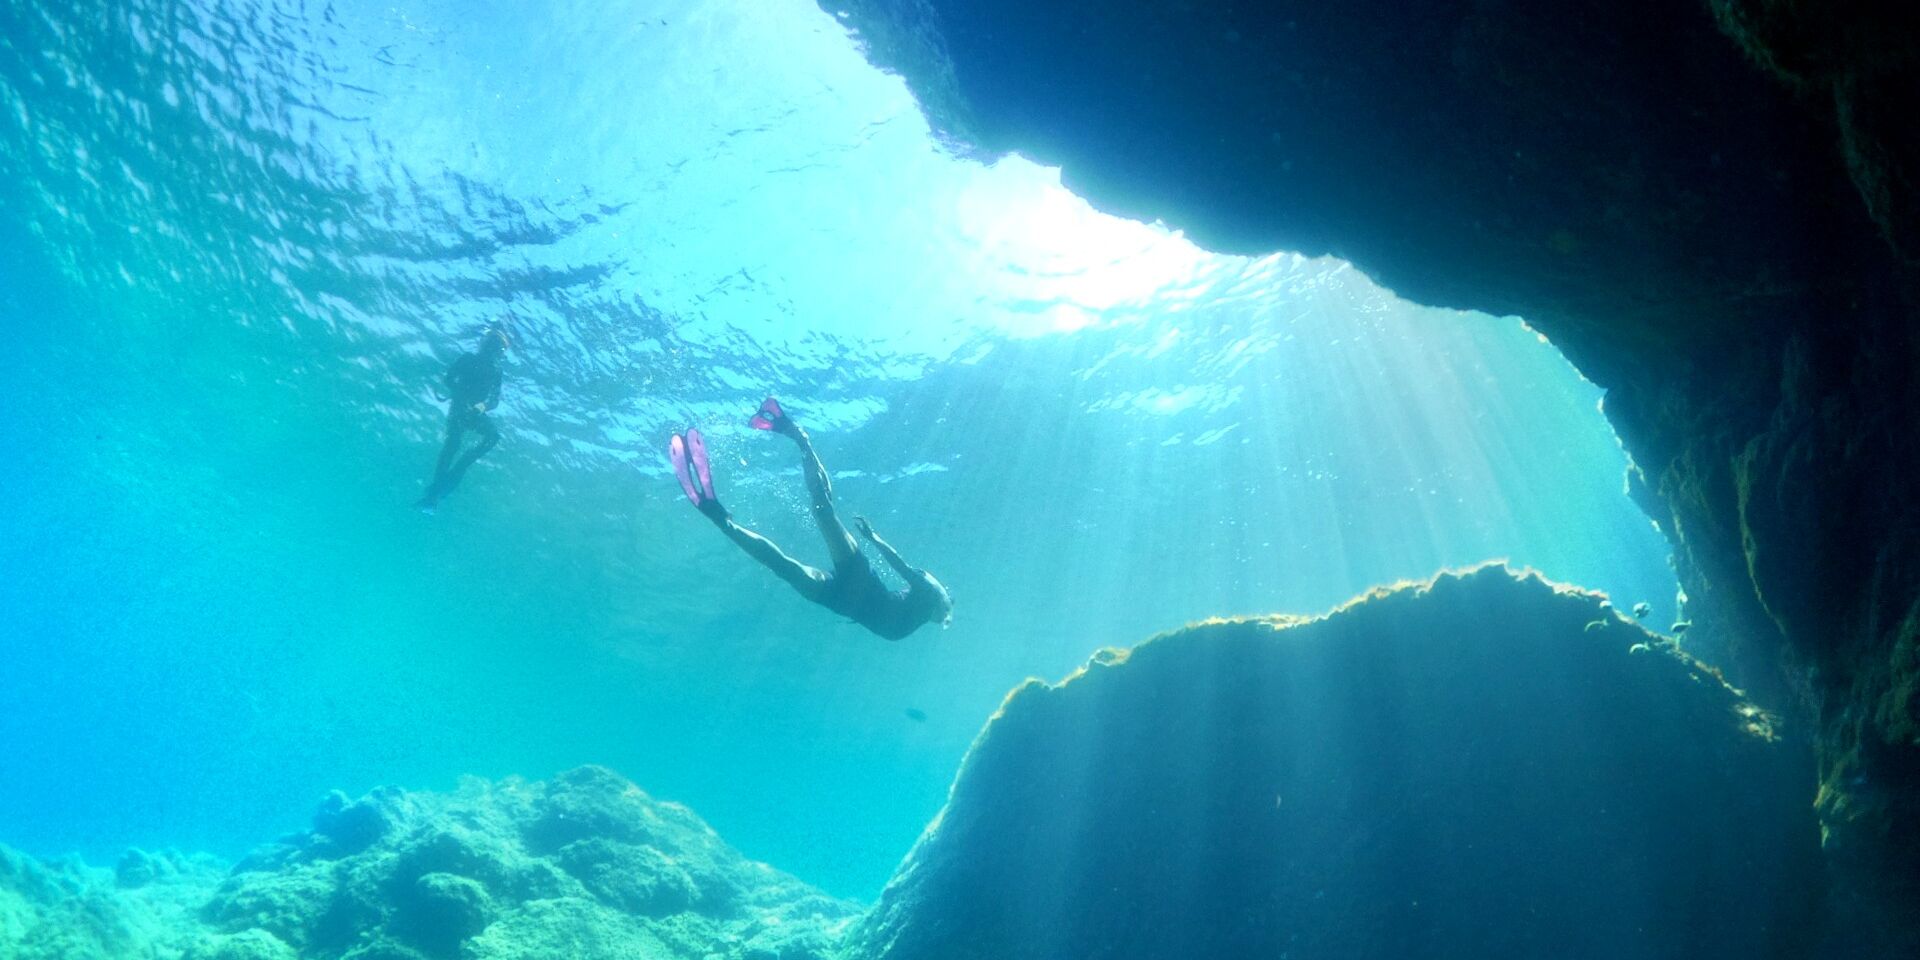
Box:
left=915, top=572, right=955, bottom=629
left=480, top=326, right=511, bottom=358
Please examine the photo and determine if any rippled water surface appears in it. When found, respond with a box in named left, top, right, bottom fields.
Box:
left=2, top=0, right=1677, bottom=895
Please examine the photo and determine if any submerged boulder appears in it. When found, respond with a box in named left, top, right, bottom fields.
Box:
left=197, top=767, right=860, bottom=960
left=1, top=768, right=858, bottom=960
left=849, top=565, right=1822, bottom=960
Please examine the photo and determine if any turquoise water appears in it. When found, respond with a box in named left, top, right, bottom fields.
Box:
left=1, top=0, right=1676, bottom=898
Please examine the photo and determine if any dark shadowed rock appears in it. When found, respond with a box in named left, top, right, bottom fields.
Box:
left=819, top=1, right=1920, bottom=945
left=114, top=848, right=166, bottom=890
left=311, top=790, right=397, bottom=857
left=390, top=872, right=493, bottom=956
left=849, top=566, right=1822, bottom=960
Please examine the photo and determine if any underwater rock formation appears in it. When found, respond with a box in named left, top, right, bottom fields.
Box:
left=0, top=767, right=857, bottom=960
left=3, top=572, right=1841, bottom=957
left=0, top=845, right=225, bottom=959
left=849, top=566, right=1823, bottom=959
left=821, top=0, right=1920, bottom=944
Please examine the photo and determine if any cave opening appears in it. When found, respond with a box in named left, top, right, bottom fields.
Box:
left=819, top=0, right=1920, bottom=950
left=0, top=0, right=1699, bottom=901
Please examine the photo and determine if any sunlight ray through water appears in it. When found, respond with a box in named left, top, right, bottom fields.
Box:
left=1, top=0, right=1677, bottom=896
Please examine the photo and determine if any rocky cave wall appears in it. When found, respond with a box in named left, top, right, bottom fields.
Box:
left=849, top=566, right=1824, bottom=959
left=822, top=0, right=1920, bottom=943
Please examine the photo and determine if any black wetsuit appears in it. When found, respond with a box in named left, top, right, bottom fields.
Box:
left=421, top=353, right=502, bottom=506
left=816, top=554, right=937, bottom=641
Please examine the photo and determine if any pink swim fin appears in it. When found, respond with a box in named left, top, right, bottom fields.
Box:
left=686, top=428, right=714, bottom=501
left=669, top=433, right=699, bottom=504
left=749, top=397, right=787, bottom=431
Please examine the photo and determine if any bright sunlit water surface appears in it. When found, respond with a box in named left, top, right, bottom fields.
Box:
left=1, top=0, right=1677, bottom=896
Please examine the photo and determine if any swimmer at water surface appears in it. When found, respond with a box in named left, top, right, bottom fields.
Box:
left=417, top=326, right=508, bottom=511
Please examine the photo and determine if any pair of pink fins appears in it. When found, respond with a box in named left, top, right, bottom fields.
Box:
left=669, top=397, right=785, bottom=507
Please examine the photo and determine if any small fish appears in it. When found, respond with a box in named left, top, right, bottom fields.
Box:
left=1631, top=602, right=1651, bottom=620
left=904, top=708, right=928, bottom=723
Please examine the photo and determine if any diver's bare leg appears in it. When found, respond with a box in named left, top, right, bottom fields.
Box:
left=714, top=516, right=830, bottom=602
left=786, top=425, right=860, bottom=569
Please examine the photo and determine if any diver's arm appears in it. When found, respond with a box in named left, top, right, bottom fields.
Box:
left=855, top=517, right=919, bottom=581
left=482, top=372, right=501, bottom=411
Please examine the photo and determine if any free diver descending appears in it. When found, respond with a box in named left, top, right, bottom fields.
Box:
left=670, top=398, right=953, bottom=640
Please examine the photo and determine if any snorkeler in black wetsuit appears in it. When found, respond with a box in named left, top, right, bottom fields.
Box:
left=668, top=398, right=953, bottom=640
left=417, top=327, right=508, bottom=511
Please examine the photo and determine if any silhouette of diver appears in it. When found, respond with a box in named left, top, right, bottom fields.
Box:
left=417, top=327, right=508, bottom=511
left=669, top=398, right=953, bottom=640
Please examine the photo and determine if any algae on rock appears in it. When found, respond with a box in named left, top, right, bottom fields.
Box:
left=1, top=767, right=859, bottom=960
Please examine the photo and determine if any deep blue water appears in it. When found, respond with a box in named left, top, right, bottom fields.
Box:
left=1, top=0, right=1676, bottom=897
